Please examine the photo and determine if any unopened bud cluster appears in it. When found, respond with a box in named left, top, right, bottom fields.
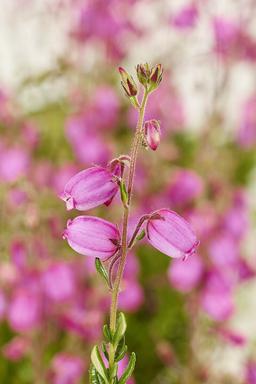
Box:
left=136, top=63, right=163, bottom=91
left=118, top=63, right=163, bottom=151
left=118, top=63, right=163, bottom=99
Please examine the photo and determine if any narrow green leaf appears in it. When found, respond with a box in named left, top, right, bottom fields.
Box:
left=113, top=313, right=127, bottom=346
left=89, top=366, right=105, bottom=384
left=91, top=346, right=108, bottom=383
left=119, top=181, right=128, bottom=206
left=115, top=336, right=125, bottom=359
left=118, top=352, right=136, bottom=384
left=89, top=365, right=98, bottom=384
left=115, top=345, right=128, bottom=362
left=96, top=372, right=106, bottom=384
left=102, top=342, right=109, bottom=360
left=103, top=324, right=112, bottom=342
left=95, top=258, right=109, bottom=287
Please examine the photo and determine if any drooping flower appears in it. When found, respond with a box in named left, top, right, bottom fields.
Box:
left=0, top=290, right=6, bottom=320
left=168, top=253, right=203, bottom=292
left=167, top=169, right=203, bottom=206
left=170, top=4, right=198, bottom=29
left=63, top=216, right=120, bottom=258
left=66, top=116, right=110, bottom=165
left=60, top=307, right=103, bottom=341
left=208, top=233, right=239, bottom=268
left=144, top=120, right=161, bottom=151
left=200, top=272, right=234, bottom=321
left=41, top=262, right=76, bottom=302
left=2, top=337, right=29, bottom=362
left=60, top=166, right=119, bottom=211
left=0, top=146, right=30, bottom=182
left=10, top=240, right=27, bottom=270
left=217, top=328, right=246, bottom=347
left=50, top=353, right=84, bottom=384
left=237, top=95, right=256, bottom=148
left=145, top=209, right=199, bottom=258
left=246, top=360, right=256, bottom=384
left=212, top=17, right=256, bottom=62
left=119, top=280, right=144, bottom=313
left=8, top=290, right=41, bottom=332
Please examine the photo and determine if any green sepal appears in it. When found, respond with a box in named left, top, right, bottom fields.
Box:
left=118, top=352, right=136, bottom=384
left=103, top=324, right=112, bottom=343
left=91, top=346, right=108, bottom=383
left=95, top=258, right=110, bottom=287
left=119, top=181, right=128, bottom=207
left=102, top=342, right=109, bottom=360
left=136, top=229, right=145, bottom=241
left=115, top=344, right=128, bottom=362
left=115, top=336, right=126, bottom=361
left=130, top=96, right=140, bottom=109
left=113, top=312, right=127, bottom=346
left=89, top=365, right=106, bottom=384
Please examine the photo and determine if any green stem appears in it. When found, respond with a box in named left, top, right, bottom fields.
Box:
left=108, top=91, right=149, bottom=373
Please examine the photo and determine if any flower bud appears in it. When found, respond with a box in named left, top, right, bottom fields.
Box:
left=136, top=63, right=151, bottom=86
left=149, top=64, right=163, bottom=90
left=144, top=120, right=161, bottom=150
left=119, top=67, right=138, bottom=97
left=145, top=209, right=199, bottom=258
left=60, top=166, right=119, bottom=211
left=63, top=216, right=120, bottom=258
left=136, top=63, right=163, bottom=91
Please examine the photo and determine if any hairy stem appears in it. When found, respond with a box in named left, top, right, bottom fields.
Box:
left=108, top=91, right=148, bottom=370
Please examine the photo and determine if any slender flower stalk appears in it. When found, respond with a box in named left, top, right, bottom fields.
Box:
left=109, top=90, right=148, bottom=331
left=108, top=91, right=149, bottom=373
left=60, top=63, right=199, bottom=384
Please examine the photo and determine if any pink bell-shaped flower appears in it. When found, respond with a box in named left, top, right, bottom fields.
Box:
left=145, top=209, right=199, bottom=258
left=63, top=216, right=120, bottom=258
left=60, top=166, right=119, bottom=211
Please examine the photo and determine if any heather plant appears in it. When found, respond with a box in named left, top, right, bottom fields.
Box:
left=1, top=1, right=256, bottom=383
left=60, top=64, right=199, bottom=383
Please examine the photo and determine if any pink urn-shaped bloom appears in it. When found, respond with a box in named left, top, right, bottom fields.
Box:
left=0, top=146, right=30, bottom=182
left=168, top=253, right=203, bottom=292
left=146, top=209, right=199, bottom=258
left=119, top=280, right=144, bottom=313
left=3, top=337, right=29, bottom=361
left=63, top=216, right=120, bottom=258
left=170, top=4, right=198, bottom=29
left=60, top=166, right=119, bottom=211
left=168, top=169, right=203, bottom=206
left=42, top=263, right=75, bottom=302
left=144, top=119, right=161, bottom=151
left=8, top=290, right=41, bottom=332
left=201, top=272, right=234, bottom=321
left=246, top=360, right=256, bottom=384
left=51, top=353, right=84, bottom=384
left=237, top=95, right=256, bottom=148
